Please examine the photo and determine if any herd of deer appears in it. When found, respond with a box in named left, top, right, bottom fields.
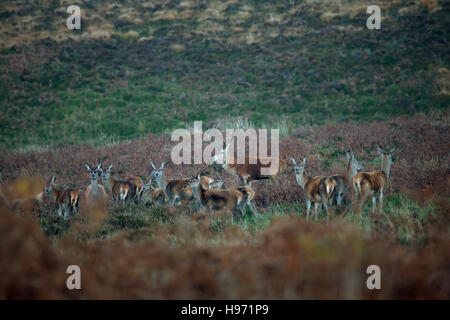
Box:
left=42, top=143, right=395, bottom=223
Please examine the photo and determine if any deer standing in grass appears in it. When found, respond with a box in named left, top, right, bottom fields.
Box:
left=138, top=179, right=167, bottom=206
left=291, top=158, right=336, bottom=223
left=44, top=175, right=79, bottom=218
left=210, top=129, right=287, bottom=186
left=84, top=163, right=108, bottom=204
left=353, top=147, right=395, bottom=214
left=187, top=174, right=256, bottom=221
left=329, top=152, right=362, bottom=207
left=99, top=164, right=136, bottom=205
left=149, top=161, right=195, bottom=205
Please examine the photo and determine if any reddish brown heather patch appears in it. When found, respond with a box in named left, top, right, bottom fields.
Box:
left=0, top=208, right=448, bottom=299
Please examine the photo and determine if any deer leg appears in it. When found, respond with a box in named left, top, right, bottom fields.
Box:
left=378, top=190, right=384, bottom=214
left=305, top=199, right=311, bottom=221
left=72, top=202, right=78, bottom=214
left=371, top=195, right=376, bottom=214
left=64, top=205, right=69, bottom=219
left=314, top=202, right=320, bottom=221
left=324, top=202, right=330, bottom=224
left=337, top=193, right=343, bottom=206
left=248, top=200, right=259, bottom=216
left=237, top=203, right=245, bottom=220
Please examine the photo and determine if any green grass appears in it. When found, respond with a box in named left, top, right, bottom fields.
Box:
left=39, top=194, right=437, bottom=246
left=0, top=1, right=448, bottom=149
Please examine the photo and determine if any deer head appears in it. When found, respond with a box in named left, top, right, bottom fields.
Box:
left=100, top=164, right=113, bottom=181
left=290, top=157, right=306, bottom=175
left=85, top=163, right=102, bottom=182
left=149, top=161, right=166, bottom=186
left=45, top=175, right=56, bottom=194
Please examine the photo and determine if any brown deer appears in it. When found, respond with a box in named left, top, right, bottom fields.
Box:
left=206, top=175, right=258, bottom=216
left=84, top=163, right=108, bottom=204
left=353, top=147, right=395, bottom=214
left=329, top=152, right=362, bottom=207
left=44, top=175, right=79, bottom=218
left=99, top=163, right=136, bottom=205
left=127, top=175, right=145, bottom=202
left=209, top=129, right=287, bottom=186
left=187, top=175, right=255, bottom=220
left=150, top=161, right=194, bottom=205
left=291, top=157, right=336, bottom=223
left=139, top=179, right=167, bottom=206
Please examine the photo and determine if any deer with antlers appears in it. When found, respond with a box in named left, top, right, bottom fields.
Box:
left=209, top=128, right=287, bottom=186
left=84, top=163, right=108, bottom=204
left=149, top=161, right=195, bottom=205
left=353, top=147, right=395, bottom=214
left=44, top=175, right=79, bottom=218
left=291, top=158, right=336, bottom=223
left=99, top=163, right=136, bottom=205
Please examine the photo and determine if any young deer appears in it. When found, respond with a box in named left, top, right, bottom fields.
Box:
left=99, top=164, right=136, bottom=205
left=291, top=158, right=336, bottom=223
left=353, top=147, right=395, bottom=214
left=188, top=175, right=254, bottom=220
left=149, top=161, right=194, bottom=205
left=207, top=175, right=258, bottom=215
left=329, top=152, right=362, bottom=207
left=84, top=163, right=108, bottom=204
left=127, top=175, right=145, bottom=202
left=210, top=130, right=287, bottom=186
left=139, top=179, right=167, bottom=206
left=44, top=175, right=79, bottom=218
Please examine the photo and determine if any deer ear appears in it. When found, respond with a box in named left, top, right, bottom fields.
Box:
left=160, top=162, right=166, bottom=169
left=108, top=164, right=113, bottom=172
left=389, top=147, right=396, bottom=154
left=345, top=152, right=351, bottom=161
left=290, top=158, right=296, bottom=165
left=51, top=175, right=55, bottom=184
left=302, top=157, right=307, bottom=165
left=150, top=161, right=156, bottom=169
left=96, top=163, right=103, bottom=170
left=84, top=164, right=91, bottom=171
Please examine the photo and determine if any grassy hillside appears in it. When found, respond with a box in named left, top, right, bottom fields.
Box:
left=0, top=0, right=448, bottom=148
left=0, top=1, right=449, bottom=299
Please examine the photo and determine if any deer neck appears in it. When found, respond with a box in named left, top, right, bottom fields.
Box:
left=49, top=189, right=60, bottom=202
left=156, top=175, right=168, bottom=192
left=347, top=160, right=358, bottom=180
left=295, top=172, right=309, bottom=190
left=103, top=176, right=114, bottom=192
left=90, top=179, right=99, bottom=195
left=221, top=150, right=237, bottom=173
left=381, top=156, right=391, bottom=180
